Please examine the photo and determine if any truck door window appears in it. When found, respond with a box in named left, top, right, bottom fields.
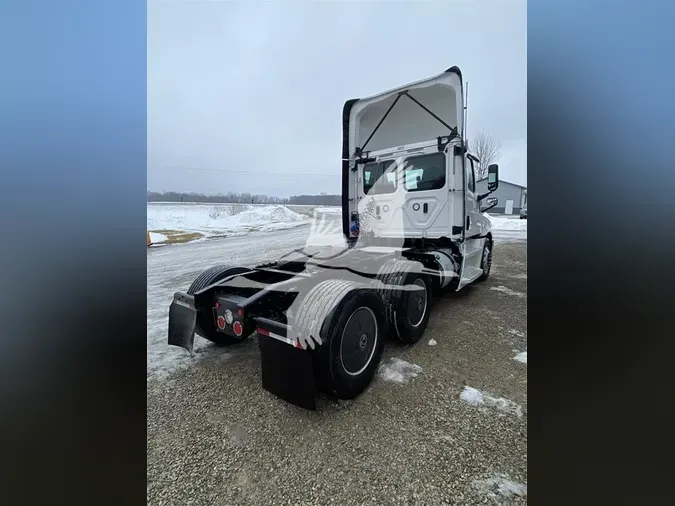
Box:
left=403, top=152, right=445, bottom=192
left=363, top=160, right=397, bottom=195
left=466, top=158, right=476, bottom=193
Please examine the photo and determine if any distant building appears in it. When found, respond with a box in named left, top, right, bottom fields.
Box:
left=475, top=178, right=527, bottom=215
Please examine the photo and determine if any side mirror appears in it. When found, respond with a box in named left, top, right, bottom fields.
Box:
left=480, top=197, right=498, bottom=213
left=487, top=164, right=499, bottom=192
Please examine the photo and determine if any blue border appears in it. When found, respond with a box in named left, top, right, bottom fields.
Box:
left=0, top=1, right=147, bottom=504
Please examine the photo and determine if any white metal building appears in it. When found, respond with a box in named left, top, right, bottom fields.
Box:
left=475, top=178, right=527, bottom=214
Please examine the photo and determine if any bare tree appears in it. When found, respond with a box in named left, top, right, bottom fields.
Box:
left=467, top=131, right=503, bottom=180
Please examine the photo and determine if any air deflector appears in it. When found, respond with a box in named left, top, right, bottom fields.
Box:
left=348, top=69, right=464, bottom=157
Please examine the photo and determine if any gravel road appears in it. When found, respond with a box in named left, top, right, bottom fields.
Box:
left=147, top=235, right=527, bottom=506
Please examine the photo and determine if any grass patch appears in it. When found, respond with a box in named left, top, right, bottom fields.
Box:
left=151, top=229, right=203, bottom=244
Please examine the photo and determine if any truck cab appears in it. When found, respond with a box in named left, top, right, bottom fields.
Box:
left=343, top=66, right=499, bottom=288
left=354, top=141, right=490, bottom=243
left=167, top=66, right=502, bottom=410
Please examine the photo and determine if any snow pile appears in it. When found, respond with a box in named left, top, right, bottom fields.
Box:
left=483, top=213, right=528, bottom=231
left=472, top=474, right=527, bottom=499
left=491, top=285, right=526, bottom=298
left=460, top=386, right=486, bottom=405
left=460, top=386, right=523, bottom=418
left=147, top=203, right=310, bottom=237
left=148, top=232, right=168, bottom=245
left=378, top=358, right=423, bottom=384
left=514, top=351, right=527, bottom=364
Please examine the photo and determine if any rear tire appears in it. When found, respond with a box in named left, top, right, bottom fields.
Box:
left=375, top=259, right=431, bottom=345
left=295, top=280, right=387, bottom=400
left=187, top=265, right=250, bottom=345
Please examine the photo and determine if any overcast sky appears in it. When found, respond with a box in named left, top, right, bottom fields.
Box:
left=148, top=0, right=526, bottom=197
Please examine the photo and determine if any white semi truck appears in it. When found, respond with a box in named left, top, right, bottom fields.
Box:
left=167, top=66, right=500, bottom=409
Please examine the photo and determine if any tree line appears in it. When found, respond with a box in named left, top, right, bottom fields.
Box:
left=147, top=191, right=341, bottom=206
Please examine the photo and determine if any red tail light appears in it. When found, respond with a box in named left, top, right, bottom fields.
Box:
left=233, top=321, right=243, bottom=337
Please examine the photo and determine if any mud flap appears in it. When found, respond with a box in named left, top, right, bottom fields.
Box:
left=258, top=334, right=317, bottom=410
left=167, top=293, right=198, bottom=355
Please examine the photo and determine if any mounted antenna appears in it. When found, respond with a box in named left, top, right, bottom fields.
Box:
left=464, top=81, right=469, bottom=146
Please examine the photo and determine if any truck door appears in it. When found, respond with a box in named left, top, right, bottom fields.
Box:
left=458, top=155, right=484, bottom=288
left=358, top=159, right=400, bottom=234
left=400, top=151, right=450, bottom=237
left=465, top=156, right=482, bottom=242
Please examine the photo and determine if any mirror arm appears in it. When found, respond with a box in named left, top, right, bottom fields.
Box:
left=477, top=192, right=490, bottom=202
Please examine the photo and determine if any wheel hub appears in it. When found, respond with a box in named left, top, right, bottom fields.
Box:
left=407, top=279, right=428, bottom=328
left=339, top=307, right=379, bottom=377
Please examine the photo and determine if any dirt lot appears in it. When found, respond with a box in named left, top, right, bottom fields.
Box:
left=147, top=241, right=527, bottom=506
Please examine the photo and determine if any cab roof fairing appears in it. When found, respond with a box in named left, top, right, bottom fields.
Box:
left=340, top=67, right=464, bottom=239
left=347, top=68, right=464, bottom=159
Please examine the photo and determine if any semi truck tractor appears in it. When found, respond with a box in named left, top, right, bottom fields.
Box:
left=167, top=66, right=500, bottom=410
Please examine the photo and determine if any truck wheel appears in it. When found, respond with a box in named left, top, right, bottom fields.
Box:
left=187, top=265, right=250, bottom=345
left=375, top=259, right=431, bottom=345
left=477, top=238, right=493, bottom=282
left=295, top=280, right=387, bottom=400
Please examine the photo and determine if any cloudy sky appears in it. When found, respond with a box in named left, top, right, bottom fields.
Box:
left=148, top=0, right=526, bottom=197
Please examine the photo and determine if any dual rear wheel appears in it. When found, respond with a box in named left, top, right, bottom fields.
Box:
left=185, top=260, right=434, bottom=401
left=294, top=280, right=387, bottom=399
left=375, top=259, right=432, bottom=345
left=296, top=259, right=432, bottom=399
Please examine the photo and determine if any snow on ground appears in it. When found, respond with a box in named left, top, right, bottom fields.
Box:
left=305, top=208, right=348, bottom=248
left=145, top=204, right=525, bottom=246
left=146, top=206, right=527, bottom=378
left=514, top=351, right=527, bottom=364
left=484, top=213, right=527, bottom=231
left=484, top=213, right=527, bottom=243
left=314, top=206, right=342, bottom=215
left=147, top=203, right=310, bottom=238
left=148, top=232, right=168, bottom=244
left=378, top=358, right=423, bottom=384
left=460, top=386, right=523, bottom=417
left=491, top=285, right=526, bottom=298
left=471, top=474, right=527, bottom=499
left=147, top=225, right=320, bottom=378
